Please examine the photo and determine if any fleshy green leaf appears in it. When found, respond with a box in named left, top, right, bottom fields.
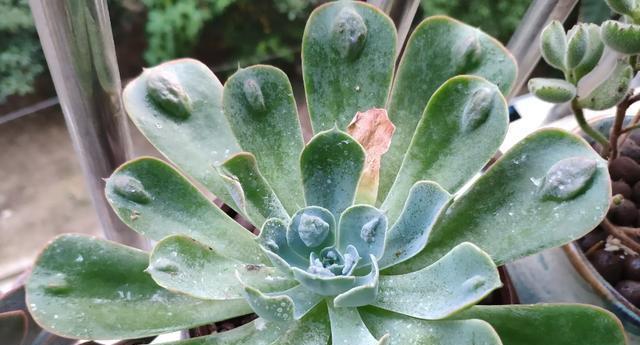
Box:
left=577, top=58, right=633, bottom=110
left=301, top=129, right=365, bottom=217
left=337, top=205, right=387, bottom=267
left=334, top=255, right=380, bottom=307
left=327, top=304, right=389, bottom=345
left=379, top=181, right=451, bottom=269
left=372, top=242, right=500, bottom=320
left=380, top=16, right=517, bottom=202
left=540, top=20, right=567, bottom=71
left=302, top=1, right=396, bottom=131
left=105, top=157, right=266, bottom=264
left=223, top=65, right=305, bottom=213
left=0, top=311, right=26, bottom=345
left=602, top=20, right=640, bottom=54
left=361, top=307, right=502, bottom=345
left=291, top=266, right=356, bottom=296
left=571, top=24, right=604, bottom=83
left=269, top=304, right=331, bottom=345
left=390, top=129, right=610, bottom=273
left=122, top=59, right=242, bottom=211
left=219, top=153, right=289, bottom=228
left=157, top=318, right=289, bottom=345
left=606, top=0, right=640, bottom=20
left=528, top=78, right=577, bottom=103
left=26, top=235, right=252, bottom=340
left=258, top=218, right=308, bottom=273
left=287, top=206, right=336, bottom=259
left=241, top=284, right=323, bottom=322
left=383, top=76, right=508, bottom=213
left=452, top=304, right=627, bottom=345
left=148, top=235, right=295, bottom=300
left=565, top=25, right=589, bottom=70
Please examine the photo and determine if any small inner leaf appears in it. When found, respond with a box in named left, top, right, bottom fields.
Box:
left=287, top=206, right=336, bottom=259
left=145, top=69, right=192, bottom=119
left=299, top=214, right=330, bottom=247
left=460, top=87, right=495, bottom=132
left=331, top=6, right=368, bottom=60
left=539, top=156, right=598, bottom=201
left=111, top=175, right=152, bottom=204
left=242, top=78, right=266, bottom=112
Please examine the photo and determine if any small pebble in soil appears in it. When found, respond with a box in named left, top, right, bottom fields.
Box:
left=580, top=228, right=607, bottom=251
left=629, top=130, right=640, bottom=145
left=610, top=157, right=640, bottom=185
left=613, top=180, right=633, bottom=199
left=624, top=256, right=640, bottom=281
left=616, top=280, right=640, bottom=307
left=621, top=140, right=640, bottom=162
left=609, top=198, right=638, bottom=226
left=590, top=249, right=625, bottom=285
left=632, top=182, right=640, bottom=204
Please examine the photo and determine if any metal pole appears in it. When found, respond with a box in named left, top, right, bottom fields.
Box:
left=29, top=0, right=147, bottom=249
left=506, top=0, right=579, bottom=100
left=368, top=0, right=421, bottom=56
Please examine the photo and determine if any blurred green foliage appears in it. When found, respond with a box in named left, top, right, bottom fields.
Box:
left=0, top=0, right=45, bottom=103
left=420, top=0, right=531, bottom=43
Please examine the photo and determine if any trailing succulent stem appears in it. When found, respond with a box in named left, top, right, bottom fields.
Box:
left=22, top=1, right=626, bottom=345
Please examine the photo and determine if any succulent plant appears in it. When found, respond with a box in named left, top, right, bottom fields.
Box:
left=24, top=1, right=626, bottom=344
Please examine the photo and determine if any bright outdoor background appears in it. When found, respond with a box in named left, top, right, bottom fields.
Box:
left=1, top=0, right=609, bottom=289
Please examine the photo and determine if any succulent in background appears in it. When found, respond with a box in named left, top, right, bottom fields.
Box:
left=25, top=1, right=624, bottom=344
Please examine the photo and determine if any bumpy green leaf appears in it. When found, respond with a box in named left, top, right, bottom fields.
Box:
left=577, top=58, right=633, bottom=110
left=361, top=307, right=502, bottom=345
left=380, top=16, right=517, bottom=202
left=287, top=206, right=336, bottom=259
left=148, top=235, right=295, bottom=300
left=379, top=181, right=451, bottom=269
left=334, top=255, right=380, bottom=307
left=122, top=59, right=242, bottom=211
left=302, top=1, right=396, bottom=131
left=540, top=20, right=567, bottom=71
left=570, top=24, right=604, bottom=83
left=390, top=129, right=610, bottom=273
left=373, top=242, right=500, bottom=320
left=337, top=205, right=387, bottom=267
left=383, top=76, right=508, bottom=213
left=106, top=157, right=266, bottom=264
left=452, top=304, right=627, bottom=345
left=602, top=20, right=640, bottom=54
left=241, top=285, right=323, bottom=322
left=26, top=235, right=252, bottom=340
left=528, top=78, right=577, bottom=103
left=223, top=66, right=305, bottom=213
left=327, top=304, right=389, bottom=345
left=219, top=153, right=289, bottom=227
left=565, top=25, right=589, bottom=70
left=301, top=129, right=365, bottom=217
left=0, top=311, right=26, bottom=345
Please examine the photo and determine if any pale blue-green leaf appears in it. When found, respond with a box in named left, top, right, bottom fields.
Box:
left=360, top=307, right=502, bottom=345
left=105, top=157, right=266, bottom=264
left=334, top=255, right=380, bottom=307
left=241, top=284, right=323, bottom=322
left=382, top=76, right=507, bottom=211
left=219, top=152, right=289, bottom=228
left=122, top=59, right=242, bottom=210
left=528, top=78, right=577, bottom=103
left=337, top=205, right=387, bottom=267
left=157, top=319, right=289, bottom=345
left=258, top=218, right=308, bottom=273
left=390, top=129, right=610, bottom=273
left=540, top=20, right=567, bottom=71
left=378, top=181, right=451, bottom=269
left=291, top=266, right=357, bottom=296
left=570, top=24, right=604, bottom=83
left=26, top=235, right=252, bottom=340
left=327, top=304, right=389, bottom=345
left=287, top=206, right=336, bottom=259
left=301, top=129, right=365, bottom=217
left=223, top=65, right=305, bottom=213
left=148, top=235, right=294, bottom=300
left=601, top=20, right=640, bottom=54
left=577, top=58, right=633, bottom=110
left=451, top=304, right=627, bottom=345
left=565, top=25, right=588, bottom=70
left=380, top=16, right=517, bottom=202
left=269, top=304, right=331, bottom=345
left=373, top=242, right=500, bottom=320
left=302, top=1, right=396, bottom=131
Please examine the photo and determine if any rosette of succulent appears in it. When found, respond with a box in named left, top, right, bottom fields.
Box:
left=23, top=1, right=626, bottom=345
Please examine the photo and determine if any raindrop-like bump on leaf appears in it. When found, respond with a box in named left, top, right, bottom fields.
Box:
left=298, top=213, right=330, bottom=248
left=460, top=87, right=494, bottom=132
left=148, top=257, right=179, bottom=274
left=146, top=69, right=192, bottom=119
left=331, top=7, right=368, bottom=60
left=360, top=216, right=381, bottom=243
left=111, top=174, right=152, bottom=204
left=242, top=78, right=266, bottom=112
left=456, top=32, right=483, bottom=70
left=540, top=157, right=598, bottom=201
left=462, top=275, right=486, bottom=291
left=43, top=273, right=71, bottom=295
